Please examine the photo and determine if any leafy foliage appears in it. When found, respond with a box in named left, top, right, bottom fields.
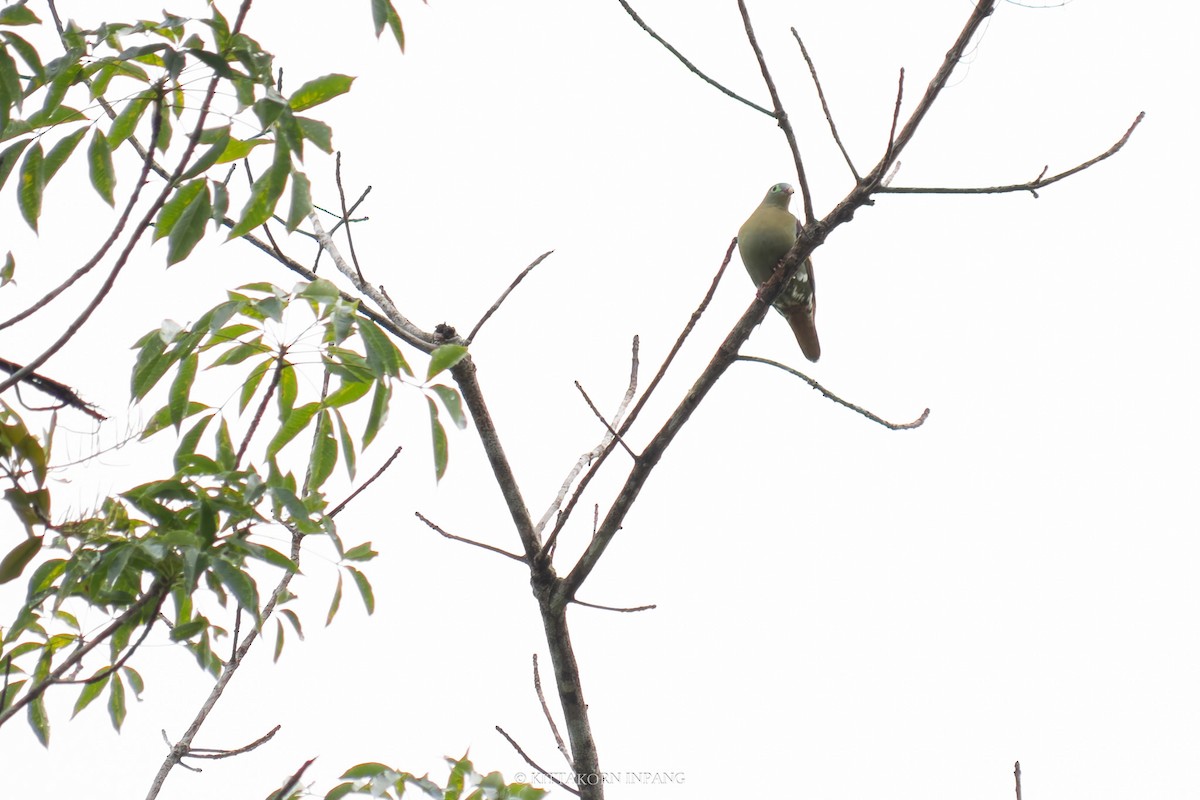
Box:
left=325, top=755, right=547, bottom=800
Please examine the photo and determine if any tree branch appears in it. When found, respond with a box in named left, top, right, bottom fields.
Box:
left=737, top=0, right=815, bottom=224
left=614, top=0, right=772, bottom=117
left=736, top=356, right=929, bottom=430
left=878, top=112, right=1145, bottom=197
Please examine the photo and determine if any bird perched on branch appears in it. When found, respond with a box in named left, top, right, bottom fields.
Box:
left=737, top=183, right=820, bottom=362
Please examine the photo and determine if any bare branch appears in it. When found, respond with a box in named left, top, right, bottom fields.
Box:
left=532, top=654, right=572, bottom=768
left=536, top=337, right=639, bottom=543
left=496, top=726, right=580, bottom=796
left=1014, top=760, right=1023, bottom=800
left=883, top=68, right=906, bottom=171
left=467, top=250, right=555, bottom=343
left=308, top=212, right=437, bottom=350
left=545, top=241, right=735, bottom=552
left=878, top=112, right=1145, bottom=197
left=614, top=0, right=772, bottom=117
left=790, top=27, right=860, bottom=182
left=328, top=445, right=404, bottom=518
left=334, top=152, right=366, bottom=282
left=0, top=357, right=105, bottom=420
left=185, top=725, right=282, bottom=760
left=574, top=381, right=636, bottom=460
left=737, top=0, right=815, bottom=224
left=572, top=599, right=657, bottom=613
left=736, top=356, right=929, bottom=430
left=414, top=511, right=527, bottom=563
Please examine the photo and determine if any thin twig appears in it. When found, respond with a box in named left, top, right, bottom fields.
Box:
left=545, top=240, right=734, bottom=552
left=571, top=599, right=656, bottom=613
left=737, top=0, right=814, bottom=224
left=467, top=251, right=554, bottom=343
left=614, top=0, right=772, bottom=117
left=532, top=654, right=572, bottom=768
left=535, top=337, right=639, bottom=542
left=737, top=356, right=928, bottom=430
left=185, top=725, right=282, bottom=759
left=267, top=757, right=315, bottom=800
left=334, top=152, right=365, bottom=282
left=878, top=112, right=1145, bottom=197
left=882, top=68, right=906, bottom=171
left=574, top=382, right=636, bottom=460
left=791, top=27, right=860, bottom=182
left=328, top=445, right=404, bottom=518
left=1014, top=761, right=1022, bottom=800
left=414, top=511, right=527, bottom=563
left=236, top=350, right=287, bottom=467
left=495, top=725, right=580, bottom=796
left=308, top=212, right=435, bottom=349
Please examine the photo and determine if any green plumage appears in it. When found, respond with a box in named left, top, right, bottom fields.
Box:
left=737, top=183, right=820, bottom=362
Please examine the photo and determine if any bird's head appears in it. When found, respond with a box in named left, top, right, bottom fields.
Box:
left=763, top=182, right=794, bottom=208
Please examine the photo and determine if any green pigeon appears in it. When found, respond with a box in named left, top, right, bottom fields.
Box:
left=737, top=183, right=820, bottom=362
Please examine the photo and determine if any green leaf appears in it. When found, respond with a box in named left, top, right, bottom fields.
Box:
left=16, top=142, right=42, bottom=231
left=326, top=572, right=342, bottom=626
left=180, top=125, right=231, bottom=180
left=170, top=619, right=206, bottom=641
left=122, top=666, right=144, bottom=698
left=167, top=182, right=211, bottom=265
left=346, top=567, right=374, bottom=615
left=277, top=360, right=297, bottom=418
left=267, top=401, right=320, bottom=460
left=108, top=90, right=153, bottom=147
left=426, top=345, right=468, bottom=381
left=0, top=5, right=41, bottom=26
left=1, top=250, right=14, bottom=286
left=210, top=558, right=260, bottom=620
left=213, top=135, right=270, bottom=164
left=296, top=116, right=332, bottom=154
left=427, top=397, right=448, bottom=482
left=228, top=142, right=289, bottom=238
left=239, top=357, right=272, bottom=412
left=358, top=317, right=407, bottom=378
left=0, top=39, right=20, bottom=112
left=287, top=73, right=355, bottom=112
left=285, top=170, right=311, bottom=231
left=42, top=127, right=86, bottom=187
left=363, top=380, right=390, bottom=449
left=24, top=104, right=86, bottom=130
left=155, top=179, right=206, bottom=241
left=332, top=409, right=357, bottom=480
left=2, top=32, right=43, bottom=83
left=28, top=695, right=49, bottom=746
left=168, top=352, right=198, bottom=431
left=342, top=542, right=377, bottom=562
left=71, top=672, right=110, bottom=718
left=107, top=673, right=126, bottom=732
left=273, top=618, right=285, bottom=662
left=87, top=129, right=115, bottom=205
left=323, top=377, right=371, bottom=409
left=0, top=536, right=42, bottom=584
left=0, top=138, right=30, bottom=191
left=307, top=410, right=337, bottom=491
left=429, top=384, right=467, bottom=430
left=371, top=0, right=406, bottom=52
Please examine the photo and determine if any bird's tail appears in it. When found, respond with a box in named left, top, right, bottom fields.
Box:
left=783, top=306, right=820, bottom=363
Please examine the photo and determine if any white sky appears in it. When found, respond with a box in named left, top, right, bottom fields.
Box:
left=1, top=1, right=1196, bottom=798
